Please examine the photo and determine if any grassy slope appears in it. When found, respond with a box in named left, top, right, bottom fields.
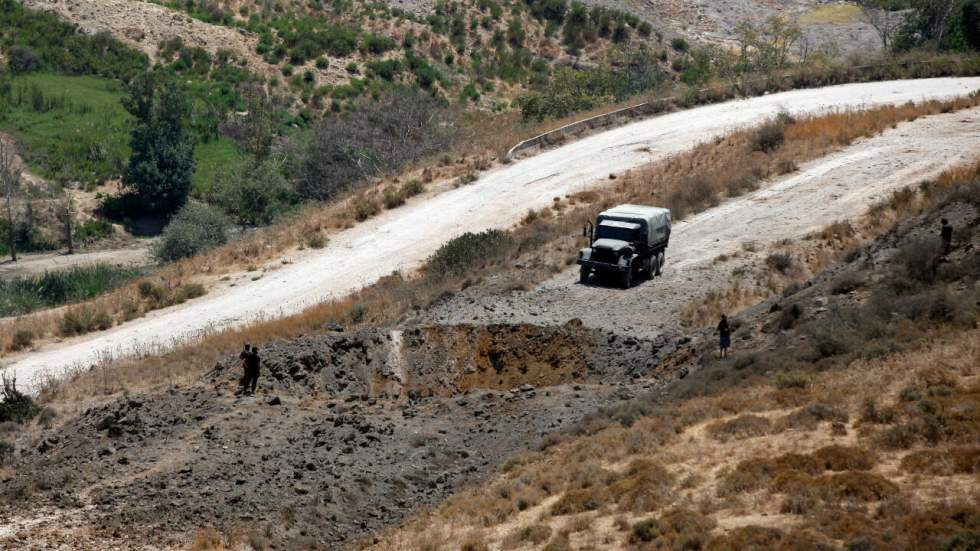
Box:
left=0, top=72, right=242, bottom=192
left=2, top=73, right=130, bottom=184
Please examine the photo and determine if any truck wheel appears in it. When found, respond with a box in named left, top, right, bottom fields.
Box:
left=621, top=269, right=632, bottom=289
left=579, top=266, right=589, bottom=284
left=655, top=252, right=665, bottom=276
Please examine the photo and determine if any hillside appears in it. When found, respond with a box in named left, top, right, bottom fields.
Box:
left=2, top=0, right=980, bottom=549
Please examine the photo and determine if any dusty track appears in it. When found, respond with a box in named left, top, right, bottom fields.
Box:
left=3, top=78, right=980, bottom=389
left=425, top=106, right=980, bottom=336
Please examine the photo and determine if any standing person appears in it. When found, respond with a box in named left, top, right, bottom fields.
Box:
left=243, top=345, right=261, bottom=396
left=238, top=343, right=251, bottom=395
left=717, top=314, right=732, bottom=358
left=940, top=218, right=953, bottom=256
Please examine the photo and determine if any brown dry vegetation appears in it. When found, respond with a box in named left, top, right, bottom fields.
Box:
left=362, top=164, right=980, bottom=550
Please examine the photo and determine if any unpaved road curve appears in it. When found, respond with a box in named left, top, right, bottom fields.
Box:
left=4, top=78, right=980, bottom=389
left=426, top=106, right=980, bottom=337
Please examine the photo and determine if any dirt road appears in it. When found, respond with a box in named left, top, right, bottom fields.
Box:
left=4, top=78, right=979, bottom=389
left=0, top=247, right=150, bottom=279
left=425, top=106, right=980, bottom=337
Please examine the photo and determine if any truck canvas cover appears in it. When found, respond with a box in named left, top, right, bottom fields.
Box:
left=597, top=204, right=671, bottom=247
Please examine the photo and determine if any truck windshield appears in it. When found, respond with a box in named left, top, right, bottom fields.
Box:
left=595, top=224, right=636, bottom=242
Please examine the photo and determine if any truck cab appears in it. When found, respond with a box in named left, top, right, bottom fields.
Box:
left=577, top=204, right=671, bottom=288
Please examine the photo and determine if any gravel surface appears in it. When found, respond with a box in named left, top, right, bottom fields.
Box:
left=5, top=78, right=980, bottom=391
left=422, top=107, right=980, bottom=337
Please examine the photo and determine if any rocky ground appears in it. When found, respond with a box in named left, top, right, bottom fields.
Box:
left=0, top=323, right=693, bottom=548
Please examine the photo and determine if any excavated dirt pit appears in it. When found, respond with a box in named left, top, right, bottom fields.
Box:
left=0, top=322, right=690, bottom=548
left=209, top=321, right=685, bottom=399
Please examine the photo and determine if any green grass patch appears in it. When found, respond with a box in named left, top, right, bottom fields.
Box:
left=0, top=73, right=131, bottom=185
left=0, top=263, right=145, bottom=317
left=192, top=138, right=244, bottom=195
left=0, top=73, right=243, bottom=191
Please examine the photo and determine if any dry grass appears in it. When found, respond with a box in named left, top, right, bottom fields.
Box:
left=368, top=325, right=980, bottom=550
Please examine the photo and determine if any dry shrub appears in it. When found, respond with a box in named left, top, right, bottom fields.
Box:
left=608, top=459, right=675, bottom=513
left=718, top=453, right=821, bottom=496
left=704, top=525, right=784, bottom=550
left=190, top=528, right=227, bottom=551
left=899, top=447, right=980, bottom=475
left=778, top=471, right=899, bottom=502
left=705, top=414, right=771, bottom=442
left=875, top=380, right=980, bottom=450
left=766, top=252, right=794, bottom=274
left=503, top=524, right=552, bottom=548
left=774, top=403, right=848, bottom=431
left=859, top=397, right=896, bottom=425
left=459, top=536, right=488, bottom=551
left=774, top=370, right=810, bottom=389
left=811, top=446, right=876, bottom=472
left=550, top=487, right=607, bottom=517
left=831, top=272, right=864, bottom=295
left=628, top=508, right=714, bottom=547
left=750, top=116, right=789, bottom=152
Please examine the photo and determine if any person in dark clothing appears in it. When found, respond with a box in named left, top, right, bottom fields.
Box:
left=242, top=345, right=260, bottom=395
left=717, top=314, right=731, bottom=358
left=941, top=218, right=953, bottom=256
left=237, top=343, right=251, bottom=395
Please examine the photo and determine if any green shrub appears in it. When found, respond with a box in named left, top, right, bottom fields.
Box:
left=307, top=233, right=326, bottom=249
left=382, top=187, right=406, bottom=209
left=175, top=283, right=206, bottom=302
left=426, top=230, right=515, bottom=280
left=670, top=37, right=689, bottom=51
left=401, top=180, right=424, bottom=197
left=74, top=218, right=114, bottom=243
left=351, top=196, right=379, bottom=221
left=210, top=159, right=293, bottom=226
left=60, top=306, right=113, bottom=336
left=153, top=203, right=230, bottom=262
left=630, top=519, right=659, bottom=542
left=0, top=0, right=148, bottom=80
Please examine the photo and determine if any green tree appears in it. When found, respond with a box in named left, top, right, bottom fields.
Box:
left=210, top=159, right=293, bottom=226
left=122, top=73, right=195, bottom=215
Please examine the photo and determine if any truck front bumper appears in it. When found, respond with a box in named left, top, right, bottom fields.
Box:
left=577, top=259, right=628, bottom=272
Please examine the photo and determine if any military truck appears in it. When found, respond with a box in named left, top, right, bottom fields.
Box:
left=577, top=204, right=671, bottom=288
